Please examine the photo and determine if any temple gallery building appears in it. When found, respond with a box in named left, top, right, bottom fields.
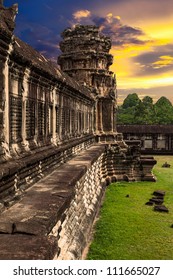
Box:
left=117, top=125, right=173, bottom=154
left=0, top=2, right=156, bottom=260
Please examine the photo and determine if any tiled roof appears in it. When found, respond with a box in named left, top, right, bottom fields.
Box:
left=12, top=36, right=94, bottom=100
left=0, top=4, right=17, bottom=36
left=117, top=124, right=173, bottom=134
left=0, top=5, right=94, bottom=101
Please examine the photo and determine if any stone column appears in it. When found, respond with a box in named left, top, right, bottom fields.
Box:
left=51, top=87, right=57, bottom=144
left=59, top=93, right=63, bottom=142
left=97, top=99, right=103, bottom=134
left=0, top=44, right=13, bottom=159
left=0, top=59, right=6, bottom=158
left=0, top=3, right=20, bottom=158
left=21, top=68, right=30, bottom=150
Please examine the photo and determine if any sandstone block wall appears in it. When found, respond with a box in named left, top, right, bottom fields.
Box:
left=0, top=135, right=94, bottom=210
left=51, top=151, right=105, bottom=260
left=0, top=144, right=105, bottom=260
left=0, top=4, right=96, bottom=205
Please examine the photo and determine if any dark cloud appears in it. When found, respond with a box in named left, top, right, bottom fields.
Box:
left=92, top=16, right=107, bottom=26
left=4, top=0, right=151, bottom=60
left=134, top=44, right=173, bottom=76
left=5, top=0, right=170, bottom=68
left=13, top=18, right=62, bottom=62
left=103, top=24, right=146, bottom=46
left=72, top=11, right=148, bottom=48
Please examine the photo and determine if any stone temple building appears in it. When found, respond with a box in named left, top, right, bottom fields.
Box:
left=0, top=2, right=156, bottom=259
left=117, top=124, right=173, bottom=154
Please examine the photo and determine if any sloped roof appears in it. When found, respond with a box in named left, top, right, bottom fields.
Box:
left=12, top=36, right=94, bottom=101
left=0, top=4, right=17, bottom=36
left=0, top=4, right=94, bottom=101
left=117, top=124, right=173, bottom=134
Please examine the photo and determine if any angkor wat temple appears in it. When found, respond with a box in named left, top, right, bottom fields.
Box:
left=0, top=2, right=156, bottom=259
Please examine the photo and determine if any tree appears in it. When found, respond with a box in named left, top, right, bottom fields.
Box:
left=122, top=93, right=140, bottom=109
left=154, top=96, right=173, bottom=124
left=142, top=96, right=153, bottom=105
left=117, top=94, right=173, bottom=125
left=155, top=96, right=172, bottom=108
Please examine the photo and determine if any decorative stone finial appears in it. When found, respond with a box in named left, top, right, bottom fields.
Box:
left=0, top=0, right=3, bottom=6
left=11, top=3, right=18, bottom=20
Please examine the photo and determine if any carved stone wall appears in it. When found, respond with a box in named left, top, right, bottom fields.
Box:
left=0, top=5, right=16, bottom=159
left=7, top=60, right=94, bottom=154
left=51, top=152, right=105, bottom=260
left=58, top=25, right=117, bottom=136
left=0, top=4, right=96, bottom=202
left=0, top=143, right=156, bottom=260
left=117, top=124, right=173, bottom=154
left=0, top=145, right=105, bottom=259
left=0, top=3, right=157, bottom=260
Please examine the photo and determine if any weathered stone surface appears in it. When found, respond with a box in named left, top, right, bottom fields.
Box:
left=0, top=235, right=57, bottom=260
left=117, top=124, right=173, bottom=154
left=162, top=162, right=170, bottom=168
left=0, top=2, right=18, bottom=35
left=145, top=201, right=154, bottom=206
left=154, top=205, right=169, bottom=213
left=0, top=3, right=158, bottom=261
left=0, top=222, right=13, bottom=233
left=58, top=25, right=117, bottom=136
left=0, top=144, right=105, bottom=259
left=153, top=190, right=165, bottom=197
left=149, top=197, right=164, bottom=205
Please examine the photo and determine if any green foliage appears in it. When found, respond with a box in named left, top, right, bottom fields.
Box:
left=117, top=94, right=173, bottom=124
left=142, top=96, right=153, bottom=104
left=87, top=156, right=173, bottom=260
left=154, top=97, right=173, bottom=124
left=155, top=96, right=172, bottom=108
left=122, top=93, right=140, bottom=109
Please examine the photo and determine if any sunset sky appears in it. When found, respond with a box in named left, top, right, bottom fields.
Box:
left=5, top=0, right=173, bottom=104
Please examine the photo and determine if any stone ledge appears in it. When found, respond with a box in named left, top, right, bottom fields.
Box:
left=0, top=144, right=105, bottom=259
left=0, top=135, right=95, bottom=202
left=0, top=134, right=94, bottom=178
left=0, top=235, right=57, bottom=260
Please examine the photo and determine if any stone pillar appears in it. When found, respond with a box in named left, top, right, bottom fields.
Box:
left=0, top=58, right=6, bottom=158
left=21, top=68, right=30, bottom=150
left=51, top=87, right=57, bottom=144
left=0, top=3, right=18, bottom=159
left=0, top=45, right=13, bottom=159
left=59, top=93, right=63, bottom=142
left=97, top=99, right=103, bottom=134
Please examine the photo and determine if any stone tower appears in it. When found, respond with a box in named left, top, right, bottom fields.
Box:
left=58, top=25, right=118, bottom=141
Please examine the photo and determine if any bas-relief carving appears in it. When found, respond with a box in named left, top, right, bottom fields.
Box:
left=58, top=25, right=117, bottom=137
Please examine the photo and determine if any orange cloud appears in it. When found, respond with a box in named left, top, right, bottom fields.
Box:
left=152, top=55, right=173, bottom=69
left=73, top=10, right=91, bottom=20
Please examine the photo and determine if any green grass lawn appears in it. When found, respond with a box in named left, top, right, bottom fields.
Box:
left=87, top=156, right=173, bottom=260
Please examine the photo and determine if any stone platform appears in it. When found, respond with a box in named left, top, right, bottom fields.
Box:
left=0, top=142, right=156, bottom=259
left=0, top=144, right=105, bottom=259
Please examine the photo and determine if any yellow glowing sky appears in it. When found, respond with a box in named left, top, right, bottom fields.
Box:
left=90, top=0, right=173, bottom=104
left=110, top=17, right=173, bottom=103
left=71, top=0, right=173, bottom=104
left=11, top=0, right=173, bottom=104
